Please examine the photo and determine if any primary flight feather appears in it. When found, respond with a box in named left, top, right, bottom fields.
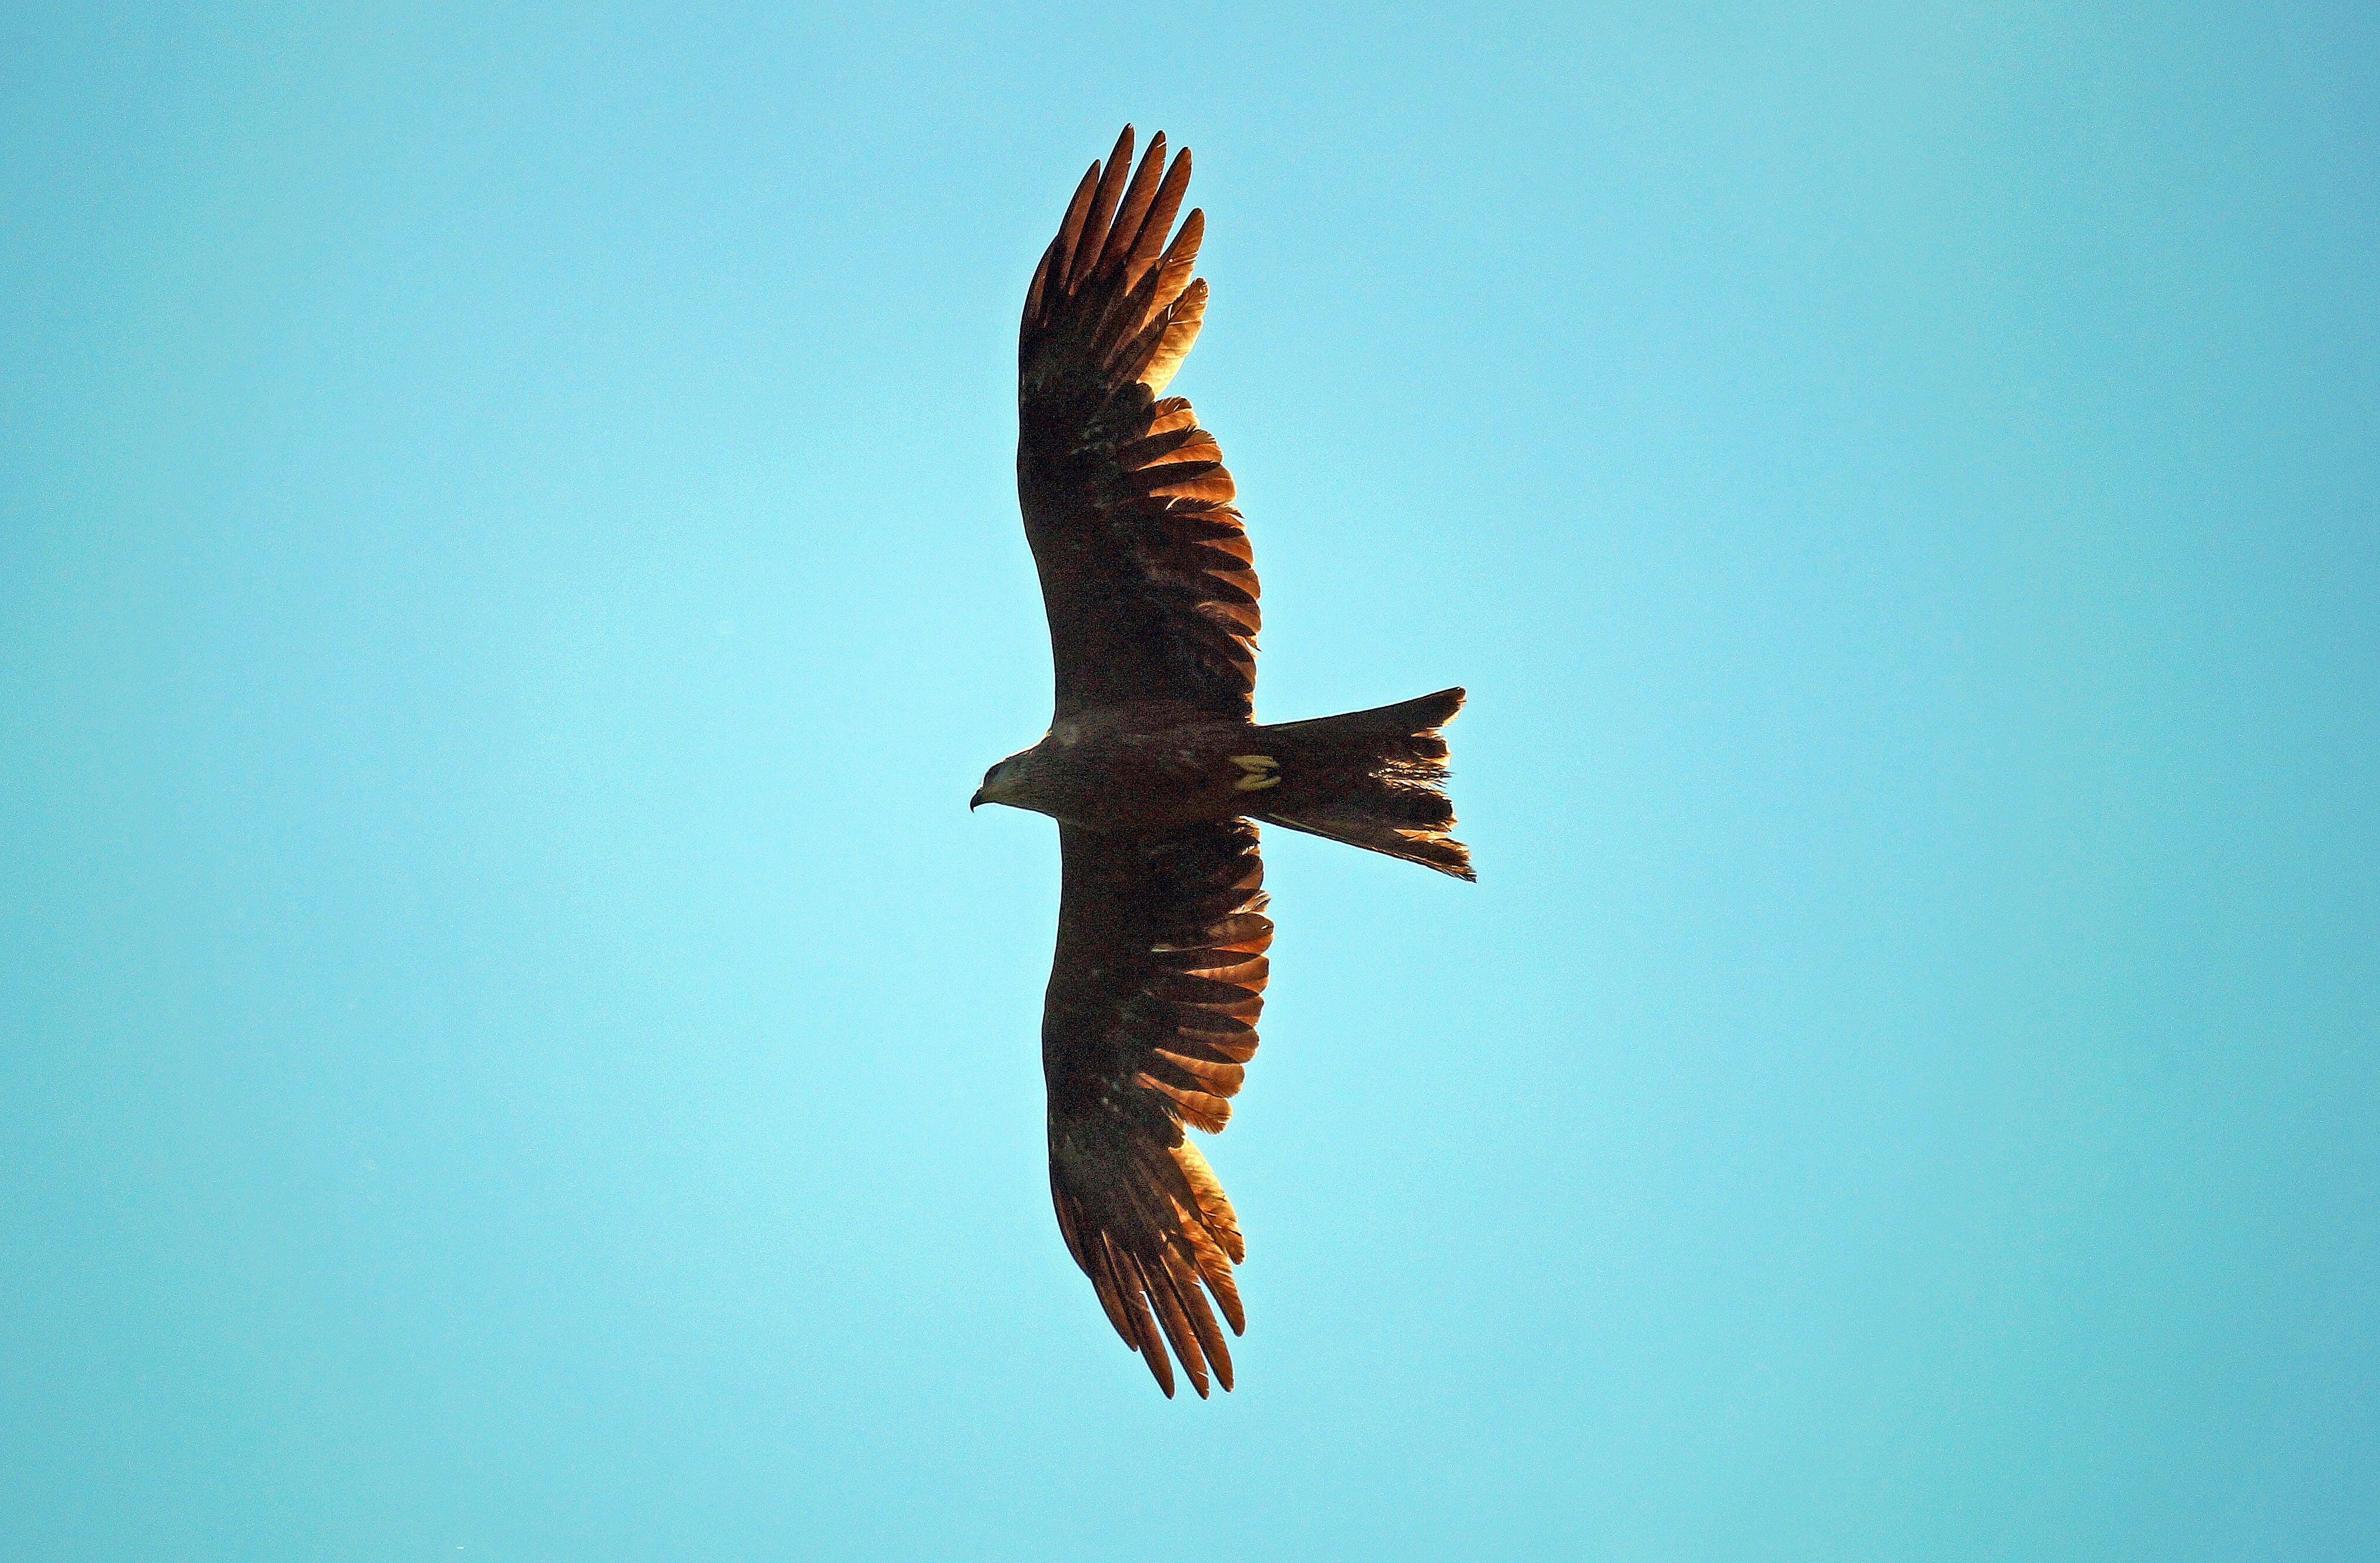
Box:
left=974, top=127, right=1472, bottom=1398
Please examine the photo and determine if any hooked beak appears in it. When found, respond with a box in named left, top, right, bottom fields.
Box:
left=969, top=787, right=985, bottom=811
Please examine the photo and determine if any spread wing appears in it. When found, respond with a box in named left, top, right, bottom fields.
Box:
left=1044, top=821, right=1271, bottom=1397
left=1018, top=127, right=1259, bottom=721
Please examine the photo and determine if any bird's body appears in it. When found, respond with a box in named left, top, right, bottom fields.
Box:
left=975, top=127, right=1470, bottom=1397
left=979, top=702, right=1267, bottom=831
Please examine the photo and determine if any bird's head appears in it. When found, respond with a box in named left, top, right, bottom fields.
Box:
left=971, top=753, right=1026, bottom=812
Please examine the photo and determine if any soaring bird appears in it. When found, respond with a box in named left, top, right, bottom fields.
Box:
left=973, top=127, right=1472, bottom=1397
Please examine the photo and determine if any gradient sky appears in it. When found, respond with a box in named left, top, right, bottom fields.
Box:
left=5, top=4, right=2375, bottom=1559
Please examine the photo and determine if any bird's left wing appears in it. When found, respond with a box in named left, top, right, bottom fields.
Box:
left=1017, top=127, right=1258, bottom=721
left=1043, top=820, right=1271, bottom=1397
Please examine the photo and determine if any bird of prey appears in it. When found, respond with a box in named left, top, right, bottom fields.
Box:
left=972, top=127, right=1472, bottom=1398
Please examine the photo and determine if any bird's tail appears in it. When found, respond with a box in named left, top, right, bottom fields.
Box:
left=1253, top=688, right=1473, bottom=880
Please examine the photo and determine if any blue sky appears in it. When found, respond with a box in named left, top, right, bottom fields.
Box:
left=4, top=4, right=2374, bottom=1558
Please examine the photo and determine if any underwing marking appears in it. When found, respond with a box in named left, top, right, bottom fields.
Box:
left=1229, top=754, right=1281, bottom=791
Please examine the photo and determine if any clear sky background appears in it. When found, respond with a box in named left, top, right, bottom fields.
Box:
left=5, top=4, right=2374, bottom=1559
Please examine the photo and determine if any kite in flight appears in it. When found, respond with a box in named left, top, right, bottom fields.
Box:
left=971, top=127, right=1472, bottom=1396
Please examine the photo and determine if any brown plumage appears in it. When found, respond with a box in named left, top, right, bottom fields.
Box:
left=975, top=127, right=1472, bottom=1398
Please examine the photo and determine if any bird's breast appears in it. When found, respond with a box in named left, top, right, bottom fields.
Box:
left=1038, top=716, right=1269, bottom=831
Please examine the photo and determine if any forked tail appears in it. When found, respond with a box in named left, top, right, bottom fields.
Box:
left=1253, top=687, right=1473, bottom=880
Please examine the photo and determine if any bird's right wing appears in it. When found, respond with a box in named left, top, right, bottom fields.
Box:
left=1042, top=820, right=1271, bottom=1397
left=1017, top=127, right=1259, bottom=722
